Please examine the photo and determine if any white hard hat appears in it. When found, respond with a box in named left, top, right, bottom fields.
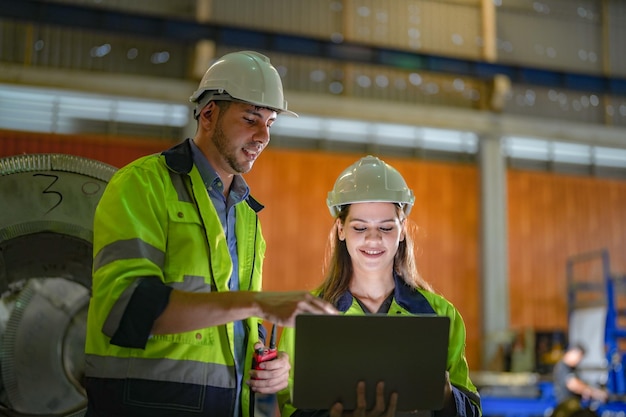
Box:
left=190, top=50, right=297, bottom=118
left=327, top=155, right=415, bottom=217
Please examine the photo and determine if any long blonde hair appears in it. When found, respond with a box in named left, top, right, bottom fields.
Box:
left=316, top=204, right=433, bottom=305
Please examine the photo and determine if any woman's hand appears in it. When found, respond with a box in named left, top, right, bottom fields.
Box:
left=434, top=371, right=457, bottom=417
left=329, top=381, right=398, bottom=417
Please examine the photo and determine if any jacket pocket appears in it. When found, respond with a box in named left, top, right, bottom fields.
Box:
left=164, top=202, right=210, bottom=281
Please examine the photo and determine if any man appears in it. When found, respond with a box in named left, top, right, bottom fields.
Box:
left=84, top=50, right=337, bottom=417
left=552, top=343, right=608, bottom=406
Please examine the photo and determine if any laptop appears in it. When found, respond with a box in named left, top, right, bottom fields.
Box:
left=292, top=314, right=450, bottom=412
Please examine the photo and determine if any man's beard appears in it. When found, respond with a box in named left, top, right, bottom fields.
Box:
left=211, top=120, right=253, bottom=174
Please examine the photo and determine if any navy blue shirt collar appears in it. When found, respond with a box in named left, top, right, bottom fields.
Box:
left=335, top=273, right=436, bottom=315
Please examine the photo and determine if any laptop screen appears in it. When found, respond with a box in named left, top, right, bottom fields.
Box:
left=292, top=314, right=450, bottom=412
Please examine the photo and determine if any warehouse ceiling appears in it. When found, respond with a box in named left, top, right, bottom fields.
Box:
left=1, top=0, right=625, bottom=96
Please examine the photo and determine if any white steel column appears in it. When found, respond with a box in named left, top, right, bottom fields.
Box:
left=479, top=133, right=509, bottom=369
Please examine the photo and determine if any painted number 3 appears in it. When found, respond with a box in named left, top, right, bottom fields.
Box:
left=33, top=173, right=102, bottom=214
left=34, top=173, right=62, bottom=214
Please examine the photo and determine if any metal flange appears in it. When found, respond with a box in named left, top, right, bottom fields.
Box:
left=0, top=153, right=116, bottom=416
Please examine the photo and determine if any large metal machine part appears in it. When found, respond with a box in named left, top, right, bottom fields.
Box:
left=0, top=154, right=116, bottom=416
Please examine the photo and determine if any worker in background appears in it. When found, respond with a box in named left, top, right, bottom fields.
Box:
left=83, top=50, right=338, bottom=417
left=277, top=155, right=482, bottom=417
left=552, top=343, right=609, bottom=407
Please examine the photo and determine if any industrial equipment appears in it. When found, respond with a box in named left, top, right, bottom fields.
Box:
left=0, top=154, right=116, bottom=416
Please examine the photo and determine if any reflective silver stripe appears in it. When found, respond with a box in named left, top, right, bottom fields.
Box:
left=84, top=354, right=235, bottom=388
left=93, top=238, right=165, bottom=271
left=168, top=170, right=193, bottom=203
left=170, top=275, right=212, bottom=292
left=102, top=280, right=141, bottom=338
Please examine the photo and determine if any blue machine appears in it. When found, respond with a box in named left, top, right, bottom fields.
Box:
left=479, top=379, right=557, bottom=417
left=479, top=250, right=626, bottom=417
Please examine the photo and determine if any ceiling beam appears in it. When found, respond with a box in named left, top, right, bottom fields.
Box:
left=2, top=63, right=626, bottom=150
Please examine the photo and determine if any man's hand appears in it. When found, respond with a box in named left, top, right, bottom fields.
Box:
left=254, top=291, right=339, bottom=327
left=248, top=349, right=291, bottom=394
left=583, top=385, right=609, bottom=402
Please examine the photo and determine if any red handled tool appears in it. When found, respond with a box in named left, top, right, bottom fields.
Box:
left=253, top=324, right=277, bottom=370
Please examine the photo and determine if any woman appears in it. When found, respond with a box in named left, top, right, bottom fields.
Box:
left=277, top=155, right=482, bottom=417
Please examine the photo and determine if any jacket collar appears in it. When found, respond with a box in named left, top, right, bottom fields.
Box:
left=161, top=138, right=264, bottom=213
left=162, top=138, right=195, bottom=174
left=335, top=272, right=436, bottom=314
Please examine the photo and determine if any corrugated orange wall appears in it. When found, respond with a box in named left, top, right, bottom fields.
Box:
left=508, top=170, right=626, bottom=332
left=5, top=131, right=626, bottom=370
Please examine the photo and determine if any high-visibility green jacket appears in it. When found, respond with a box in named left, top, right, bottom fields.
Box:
left=84, top=139, right=266, bottom=417
left=277, top=274, right=482, bottom=417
